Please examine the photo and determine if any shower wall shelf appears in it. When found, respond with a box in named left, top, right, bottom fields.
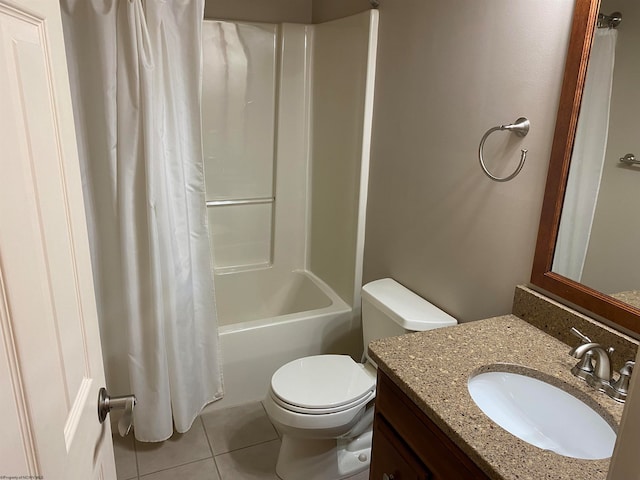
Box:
left=206, top=197, right=275, bottom=207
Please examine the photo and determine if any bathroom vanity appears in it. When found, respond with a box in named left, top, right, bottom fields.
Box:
left=364, top=0, right=640, bottom=476
left=368, top=314, right=627, bottom=480
left=370, top=369, right=490, bottom=479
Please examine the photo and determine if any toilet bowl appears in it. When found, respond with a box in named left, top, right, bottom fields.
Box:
left=265, top=355, right=376, bottom=437
left=264, top=278, right=458, bottom=480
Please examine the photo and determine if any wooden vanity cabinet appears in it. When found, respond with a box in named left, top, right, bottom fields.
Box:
left=370, top=415, right=428, bottom=480
left=370, top=371, right=491, bottom=480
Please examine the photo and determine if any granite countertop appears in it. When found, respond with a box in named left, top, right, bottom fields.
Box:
left=368, top=315, right=625, bottom=480
left=610, top=290, right=640, bottom=310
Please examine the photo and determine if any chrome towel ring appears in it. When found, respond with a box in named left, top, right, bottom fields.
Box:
left=478, top=117, right=530, bottom=182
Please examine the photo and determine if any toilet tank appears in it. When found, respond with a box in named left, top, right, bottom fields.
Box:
left=361, top=278, right=457, bottom=364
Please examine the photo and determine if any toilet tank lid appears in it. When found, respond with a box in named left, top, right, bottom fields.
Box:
left=362, top=278, right=457, bottom=331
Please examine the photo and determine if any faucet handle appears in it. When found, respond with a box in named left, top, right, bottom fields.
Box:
left=571, top=350, right=595, bottom=379
left=570, top=327, right=591, bottom=344
left=612, top=361, right=635, bottom=394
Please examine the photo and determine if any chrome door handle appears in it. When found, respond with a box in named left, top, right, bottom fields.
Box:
left=98, top=387, right=137, bottom=436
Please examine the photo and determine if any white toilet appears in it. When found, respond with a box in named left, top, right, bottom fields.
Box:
left=263, top=278, right=458, bottom=480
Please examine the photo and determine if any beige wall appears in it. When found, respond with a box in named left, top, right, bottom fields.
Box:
left=312, top=0, right=371, bottom=23
left=204, top=0, right=371, bottom=24
left=363, top=0, right=576, bottom=322
left=204, top=0, right=312, bottom=23
left=582, top=0, right=640, bottom=295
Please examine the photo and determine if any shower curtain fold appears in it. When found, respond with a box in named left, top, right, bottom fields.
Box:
left=61, top=0, right=224, bottom=442
left=553, top=28, right=617, bottom=282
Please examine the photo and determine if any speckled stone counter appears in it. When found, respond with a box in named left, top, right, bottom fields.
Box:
left=513, top=286, right=638, bottom=372
left=368, top=315, right=625, bottom=480
left=611, top=290, right=640, bottom=310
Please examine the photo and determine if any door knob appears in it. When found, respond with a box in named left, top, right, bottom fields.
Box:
left=98, top=387, right=137, bottom=436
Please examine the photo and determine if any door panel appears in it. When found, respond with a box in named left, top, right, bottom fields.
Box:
left=0, top=1, right=116, bottom=478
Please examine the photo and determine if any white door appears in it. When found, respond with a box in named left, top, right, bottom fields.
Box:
left=0, top=0, right=117, bottom=478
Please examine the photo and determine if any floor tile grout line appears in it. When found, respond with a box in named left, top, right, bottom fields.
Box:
left=131, top=429, right=140, bottom=480
left=199, top=415, right=224, bottom=479
left=260, top=401, right=282, bottom=439
left=136, top=456, right=216, bottom=478
left=212, top=457, right=224, bottom=480
left=214, top=436, right=281, bottom=458
left=201, top=401, right=280, bottom=456
left=199, top=415, right=216, bottom=457
left=131, top=431, right=140, bottom=480
left=117, top=402, right=282, bottom=480
left=134, top=420, right=215, bottom=477
left=111, top=432, right=139, bottom=480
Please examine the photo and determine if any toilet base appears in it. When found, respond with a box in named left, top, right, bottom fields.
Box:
left=276, top=430, right=372, bottom=480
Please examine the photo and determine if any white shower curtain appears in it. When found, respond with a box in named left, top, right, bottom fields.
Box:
left=553, top=28, right=617, bottom=282
left=61, top=0, right=223, bottom=441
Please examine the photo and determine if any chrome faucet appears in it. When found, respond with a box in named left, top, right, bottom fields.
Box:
left=569, top=342, right=612, bottom=386
left=568, top=327, right=634, bottom=403
left=609, top=361, right=635, bottom=402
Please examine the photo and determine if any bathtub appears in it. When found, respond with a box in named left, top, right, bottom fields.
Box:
left=204, top=269, right=358, bottom=410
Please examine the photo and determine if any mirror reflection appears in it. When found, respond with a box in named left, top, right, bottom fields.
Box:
left=553, top=0, right=640, bottom=309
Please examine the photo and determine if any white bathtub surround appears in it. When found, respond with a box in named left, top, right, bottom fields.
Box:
left=202, top=19, right=306, bottom=273
left=209, top=270, right=354, bottom=409
left=202, top=12, right=377, bottom=302
left=202, top=20, right=280, bottom=269
left=61, top=0, right=223, bottom=441
left=201, top=12, right=379, bottom=410
left=309, top=11, right=379, bottom=311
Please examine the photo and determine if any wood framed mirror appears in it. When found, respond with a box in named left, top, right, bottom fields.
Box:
left=531, top=0, right=640, bottom=335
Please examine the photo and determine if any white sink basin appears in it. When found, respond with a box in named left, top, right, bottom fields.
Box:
left=467, top=370, right=616, bottom=459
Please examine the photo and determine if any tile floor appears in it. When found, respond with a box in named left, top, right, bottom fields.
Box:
left=113, top=401, right=370, bottom=480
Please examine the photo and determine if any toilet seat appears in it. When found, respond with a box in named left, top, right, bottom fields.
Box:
left=269, top=388, right=375, bottom=415
left=270, top=355, right=376, bottom=413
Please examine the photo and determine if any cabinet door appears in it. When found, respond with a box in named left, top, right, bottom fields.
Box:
left=375, top=372, right=491, bottom=480
left=370, top=414, right=430, bottom=480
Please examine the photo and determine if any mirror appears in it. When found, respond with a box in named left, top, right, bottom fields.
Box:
left=531, top=0, right=640, bottom=335
left=554, top=3, right=640, bottom=301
